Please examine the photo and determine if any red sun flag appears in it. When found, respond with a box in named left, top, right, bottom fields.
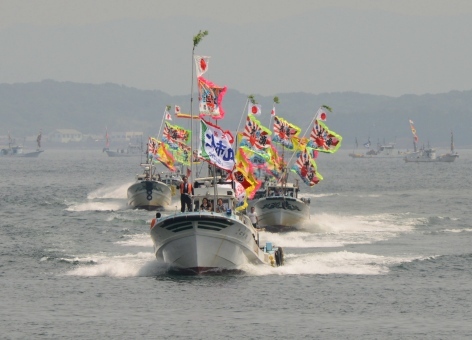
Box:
left=248, top=104, right=261, bottom=115
left=200, top=58, right=207, bottom=72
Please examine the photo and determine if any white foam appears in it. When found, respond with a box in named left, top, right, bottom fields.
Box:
left=64, top=252, right=167, bottom=277
left=444, top=228, right=472, bottom=233
left=115, top=233, right=153, bottom=247
left=242, top=250, right=418, bottom=276
left=66, top=200, right=127, bottom=212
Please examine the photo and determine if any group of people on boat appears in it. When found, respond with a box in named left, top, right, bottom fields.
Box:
left=178, top=175, right=229, bottom=213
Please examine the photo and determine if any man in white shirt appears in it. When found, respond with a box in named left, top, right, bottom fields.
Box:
left=247, top=206, right=259, bottom=228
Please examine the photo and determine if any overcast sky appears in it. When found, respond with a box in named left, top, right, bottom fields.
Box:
left=1, top=0, right=472, bottom=97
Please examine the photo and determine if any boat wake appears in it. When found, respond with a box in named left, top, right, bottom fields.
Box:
left=65, top=183, right=133, bottom=211
left=65, top=200, right=127, bottom=212
left=64, top=252, right=167, bottom=277
left=241, top=250, right=421, bottom=276
left=287, top=212, right=419, bottom=246
left=87, top=183, right=132, bottom=199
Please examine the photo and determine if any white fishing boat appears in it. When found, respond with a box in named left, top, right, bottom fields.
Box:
left=1, top=131, right=43, bottom=157
left=127, top=161, right=172, bottom=210
left=250, top=181, right=310, bottom=232
left=150, top=31, right=285, bottom=274
left=349, top=140, right=409, bottom=159
left=150, top=181, right=284, bottom=274
left=437, top=131, right=459, bottom=162
left=404, top=121, right=458, bottom=163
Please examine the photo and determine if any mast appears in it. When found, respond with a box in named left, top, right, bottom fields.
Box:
left=190, top=30, right=209, bottom=184
left=450, top=130, right=454, bottom=153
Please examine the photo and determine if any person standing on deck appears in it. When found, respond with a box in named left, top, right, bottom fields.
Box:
left=180, top=176, right=194, bottom=212
left=247, top=206, right=259, bottom=228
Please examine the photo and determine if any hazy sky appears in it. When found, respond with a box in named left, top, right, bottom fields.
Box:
left=1, top=0, right=472, bottom=97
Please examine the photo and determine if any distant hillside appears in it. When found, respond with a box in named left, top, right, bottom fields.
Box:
left=1, top=80, right=471, bottom=149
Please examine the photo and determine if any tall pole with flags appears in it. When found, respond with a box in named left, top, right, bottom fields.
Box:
left=191, top=30, right=208, bottom=183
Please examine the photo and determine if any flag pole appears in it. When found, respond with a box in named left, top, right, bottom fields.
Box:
left=191, top=30, right=209, bottom=184
left=157, top=105, right=170, bottom=138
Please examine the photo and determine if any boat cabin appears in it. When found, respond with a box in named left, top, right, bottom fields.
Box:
left=192, top=179, right=235, bottom=213
left=253, top=181, right=300, bottom=200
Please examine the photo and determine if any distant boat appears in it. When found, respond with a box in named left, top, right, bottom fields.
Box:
left=404, top=121, right=458, bottom=163
left=105, top=143, right=143, bottom=157
left=0, top=131, right=43, bottom=158
left=103, top=128, right=144, bottom=157
left=127, top=160, right=173, bottom=210
left=349, top=140, right=409, bottom=159
left=437, top=131, right=459, bottom=162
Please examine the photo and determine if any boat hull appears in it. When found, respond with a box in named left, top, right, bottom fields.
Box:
left=254, top=197, right=310, bottom=231
left=150, top=213, right=270, bottom=274
left=127, top=180, right=172, bottom=210
left=437, top=153, right=459, bottom=162
left=20, top=150, right=44, bottom=158
left=404, top=149, right=458, bottom=163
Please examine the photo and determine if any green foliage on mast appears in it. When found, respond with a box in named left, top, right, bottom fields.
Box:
left=322, top=105, right=332, bottom=112
left=166, top=105, right=171, bottom=111
left=248, top=94, right=257, bottom=104
left=193, top=30, right=209, bottom=48
left=273, top=96, right=280, bottom=104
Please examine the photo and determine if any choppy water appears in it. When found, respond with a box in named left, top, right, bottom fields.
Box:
left=1, top=149, right=471, bottom=339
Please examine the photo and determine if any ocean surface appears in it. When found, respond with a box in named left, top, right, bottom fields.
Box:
left=1, top=148, right=471, bottom=339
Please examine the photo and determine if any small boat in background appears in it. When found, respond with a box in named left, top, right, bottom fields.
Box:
left=1, top=131, right=43, bottom=157
left=404, top=121, right=458, bottom=163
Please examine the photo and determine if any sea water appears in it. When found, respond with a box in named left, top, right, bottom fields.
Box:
left=1, top=149, right=471, bottom=339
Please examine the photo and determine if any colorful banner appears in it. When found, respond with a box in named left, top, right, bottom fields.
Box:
left=162, top=122, right=191, bottom=149
left=291, top=149, right=323, bottom=186
left=409, top=119, right=418, bottom=143
left=148, top=137, right=176, bottom=171
left=171, top=142, right=191, bottom=166
left=197, top=76, right=227, bottom=120
left=198, top=119, right=235, bottom=171
left=239, top=115, right=272, bottom=159
left=272, top=116, right=301, bottom=149
left=307, top=120, right=342, bottom=153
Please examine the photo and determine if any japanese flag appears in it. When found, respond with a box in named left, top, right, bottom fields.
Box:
left=165, top=110, right=172, bottom=120
left=175, top=105, right=181, bottom=114
left=315, top=107, right=327, bottom=121
left=248, top=104, right=261, bottom=116
left=194, top=55, right=210, bottom=77
left=271, top=105, right=276, bottom=116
